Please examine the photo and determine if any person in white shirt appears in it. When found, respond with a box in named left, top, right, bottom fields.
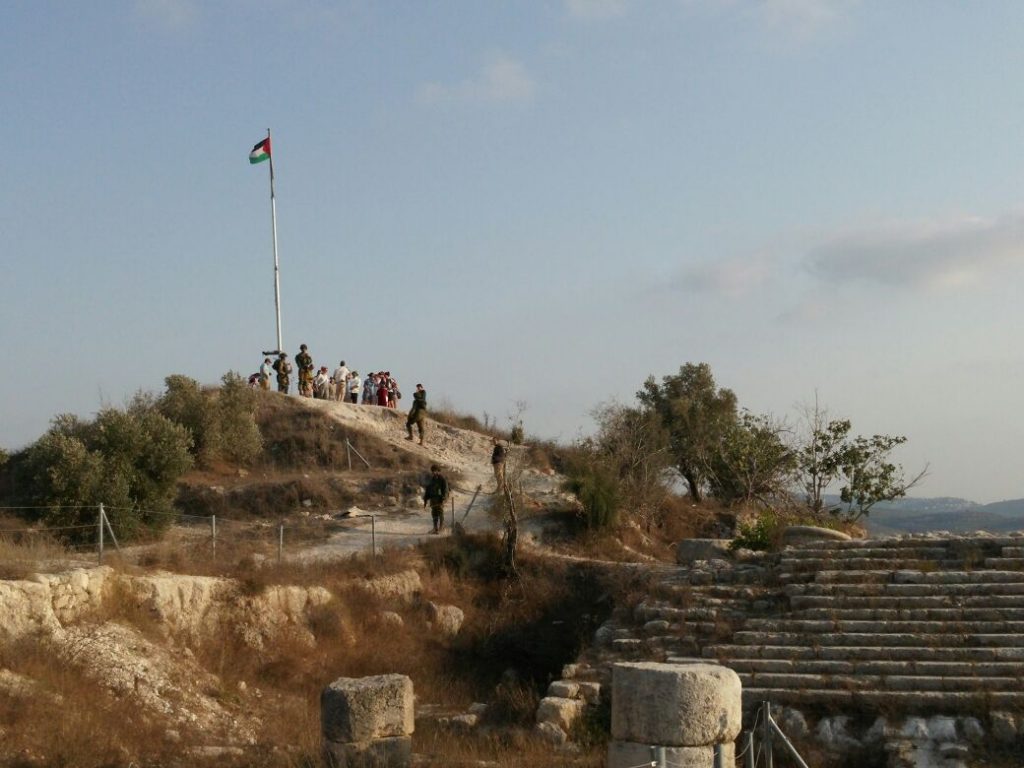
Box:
left=258, top=357, right=273, bottom=391
left=314, top=367, right=332, bottom=400
left=345, top=371, right=361, bottom=403
left=332, top=360, right=350, bottom=401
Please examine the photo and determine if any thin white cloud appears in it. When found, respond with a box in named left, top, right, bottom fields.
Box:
left=565, top=0, right=631, bottom=20
left=806, top=213, right=1024, bottom=291
left=755, top=0, right=857, bottom=38
left=417, top=54, right=536, bottom=106
left=682, top=0, right=858, bottom=39
left=676, top=254, right=776, bottom=298
left=134, top=0, right=197, bottom=30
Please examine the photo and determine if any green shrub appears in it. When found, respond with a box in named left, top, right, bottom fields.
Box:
left=563, top=461, right=621, bottom=531
left=157, top=372, right=262, bottom=467
left=216, top=371, right=263, bottom=464
left=14, top=406, right=193, bottom=541
left=729, top=510, right=780, bottom=551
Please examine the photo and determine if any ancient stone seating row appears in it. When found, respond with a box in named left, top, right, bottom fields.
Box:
left=703, top=535, right=1024, bottom=712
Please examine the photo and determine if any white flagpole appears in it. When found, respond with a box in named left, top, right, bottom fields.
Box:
left=267, top=128, right=283, bottom=353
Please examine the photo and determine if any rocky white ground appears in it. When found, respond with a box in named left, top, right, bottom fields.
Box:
left=295, top=398, right=572, bottom=559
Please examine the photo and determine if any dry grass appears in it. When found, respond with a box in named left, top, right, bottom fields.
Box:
left=0, top=637, right=178, bottom=767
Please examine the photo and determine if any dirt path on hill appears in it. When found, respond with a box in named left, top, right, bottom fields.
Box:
left=293, top=398, right=570, bottom=560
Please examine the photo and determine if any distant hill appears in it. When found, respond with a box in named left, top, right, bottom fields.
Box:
left=862, top=496, right=1024, bottom=535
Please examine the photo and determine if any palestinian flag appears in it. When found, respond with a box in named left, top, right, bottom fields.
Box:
left=249, top=137, right=271, bottom=164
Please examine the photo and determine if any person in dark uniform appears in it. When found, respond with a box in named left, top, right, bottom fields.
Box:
left=406, top=383, right=427, bottom=445
left=490, top=437, right=507, bottom=492
left=272, top=353, right=292, bottom=394
left=423, top=464, right=449, bottom=534
left=296, top=344, right=314, bottom=397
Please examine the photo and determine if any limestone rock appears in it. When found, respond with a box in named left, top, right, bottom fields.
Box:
left=610, top=662, right=741, bottom=746
left=780, top=525, right=852, bottom=545
left=959, top=717, right=984, bottom=744
left=535, top=721, right=568, bottom=746
left=425, top=602, right=464, bottom=638
left=817, top=716, right=861, bottom=752
left=536, top=696, right=584, bottom=732
left=350, top=570, right=422, bottom=604
left=548, top=680, right=579, bottom=699
left=991, top=711, right=1018, bottom=743
left=676, top=539, right=731, bottom=564
left=577, top=681, right=601, bottom=705
left=321, top=674, right=415, bottom=743
left=777, top=708, right=809, bottom=739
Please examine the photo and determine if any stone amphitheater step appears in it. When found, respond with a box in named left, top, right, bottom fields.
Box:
left=781, top=546, right=952, bottom=560
left=983, top=558, right=1024, bottom=569
left=785, top=581, right=1024, bottom=597
left=740, top=618, right=1024, bottom=634
left=785, top=536, right=1024, bottom=551
left=740, top=688, right=1024, bottom=709
left=789, top=593, right=1024, bottom=609
left=736, top=672, right=1024, bottom=692
left=1003, top=547, right=1024, bottom=557
left=779, top=558, right=966, bottom=573
left=723, top=658, right=1024, bottom=677
left=785, top=570, right=1024, bottom=586
left=704, top=644, right=1024, bottom=662
left=730, top=631, right=1024, bottom=648
left=787, top=606, right=1024, bottom=621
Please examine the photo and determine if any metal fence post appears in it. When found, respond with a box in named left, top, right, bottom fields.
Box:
left=764, top=701, right=773, bottom=768
left=656, top=746, right=666, bottom=768
left=745, top=730, right=755, bottom=768
left=98, top=504, right=104, bottom=564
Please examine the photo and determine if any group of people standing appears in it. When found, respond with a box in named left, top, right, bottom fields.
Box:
left=256, top=346, right=404, bottom=407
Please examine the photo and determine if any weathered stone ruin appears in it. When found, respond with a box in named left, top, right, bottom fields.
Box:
left=321, top=673, right=415, bottom=768
left=584, top=531, right=1024, bottom=765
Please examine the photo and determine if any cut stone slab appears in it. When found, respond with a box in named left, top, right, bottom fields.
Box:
left=321, top=674, right=414, bottom=743
left=611, top=662, right=741, bottom=746
left=322, top=735, right=411, bottom=768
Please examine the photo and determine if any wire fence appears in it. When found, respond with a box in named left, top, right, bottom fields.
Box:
left=0, top=496, right=487, bottom=573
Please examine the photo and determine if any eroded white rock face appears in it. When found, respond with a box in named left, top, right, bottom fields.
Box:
left=349, top=569, right=422, bottom=604
left=50, top=622, right=255, bottom=743
left=0, top=568, right=114, bottom=643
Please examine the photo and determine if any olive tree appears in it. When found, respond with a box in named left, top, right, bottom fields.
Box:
left=637, top=362, right=738, bottom=502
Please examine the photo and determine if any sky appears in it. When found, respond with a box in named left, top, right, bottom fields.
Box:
left=4, top=0, right=1024, bottom=503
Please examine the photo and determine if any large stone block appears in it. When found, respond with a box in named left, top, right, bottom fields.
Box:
left=611, top=662, right=741, bottom=746
left=607, top=740, right=734, bottom=768
left=322, top=736, right=411, bottom=768
left=321, top=674, right=414, bottom=743
left=536, top=696, right=585, bottom=732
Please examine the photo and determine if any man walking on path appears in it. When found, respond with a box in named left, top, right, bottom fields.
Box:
left=490, top=437, right=507, bottom=492
left=406, top=383, right=427, bottom=445
left=423, top=464, right=449, bottom=534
